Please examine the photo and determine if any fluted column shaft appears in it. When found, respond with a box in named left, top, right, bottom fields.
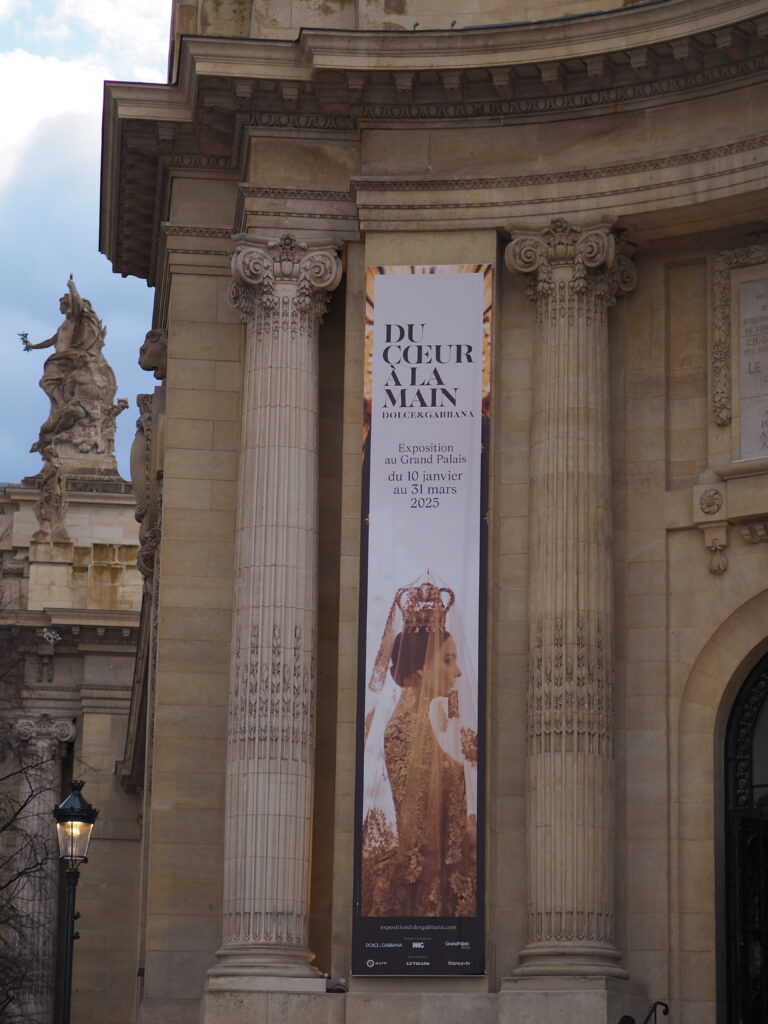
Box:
left=505, top=220, right=636, bottom=977
left=11, top=715, right=75, bottom=1022
left=211, top=235, right=342, bottom=981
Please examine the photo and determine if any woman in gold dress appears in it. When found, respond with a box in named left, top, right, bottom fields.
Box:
left=361, top=581, right=478, bottom=917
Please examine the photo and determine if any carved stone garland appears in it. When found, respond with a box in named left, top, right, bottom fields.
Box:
left=505, top=219, right=636, bottom=977
left=209, top=235, right=342, bottom=984
left=11, top=716, right=76, bottom=1021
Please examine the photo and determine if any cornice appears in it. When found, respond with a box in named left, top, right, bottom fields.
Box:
left=2, top=485, right=137, bottom=505
left=352, top=136, right=768, bottom=237
left=167, top=154, right=234, bottom=171
left=101, top=0, right=768, bottom=279
left=178, top=36, right=312, bottom=90
left=299, top=0, right=768, bottom=71
left=233, top=184, right=359, bottom=237
left=161, top=223, right=233, bottom=237
left=239, top=186, right=353, bottom=202
left=167, top=8, right=768, bottom=109
left=102, top=80, right=192, bottom=124
left=236, top=111, right=356, bottom=133
left=353, top=133, right=768, bottom=194
left=358, top=52, right=768, bottom=123
left=0, top=612, right=139, bottom=652
left=0, top=608, right=140, bottom=628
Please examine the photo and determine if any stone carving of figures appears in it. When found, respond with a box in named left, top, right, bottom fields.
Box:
left=130, top=394, right=161, bottom=578
left=32, top=445, right=69, bottom=542
left=132, top=326, right=167, bottom=579
left=22, top=276, right=127, bottom=463
left=138, top=328, right=168, bottom=381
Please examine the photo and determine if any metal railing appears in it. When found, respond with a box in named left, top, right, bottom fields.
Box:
left=618, top=1001, right=670, bottom=1024
left=642, top=1003, right=670, bottom=1024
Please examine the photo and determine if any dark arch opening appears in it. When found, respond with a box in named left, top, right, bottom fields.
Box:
left=725, top=651, right=768, bottom=1023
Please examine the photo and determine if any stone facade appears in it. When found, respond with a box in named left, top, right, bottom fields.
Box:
left=100, top=1, right=768, bottom=1022
left=0, top=290, right=143, bottom=1022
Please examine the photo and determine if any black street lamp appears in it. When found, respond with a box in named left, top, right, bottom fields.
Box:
left=52, top=781, right=98, bottom=1024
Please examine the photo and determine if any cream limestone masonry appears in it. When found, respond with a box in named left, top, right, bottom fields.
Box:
left=172, top=0, right=643, bottom=48
left=170, top=0, right=768, bottom=42
left=489, top=258, right=532, bottom=982
left=0, top=397, right=141, bottom=1024
left=609, top=255, right=668, bottom=1005
left=100, top=2, right=768, bottom=1023
left=139, top=253, right=240, bottom=1024
left=330, top=239, right=366, bottom=984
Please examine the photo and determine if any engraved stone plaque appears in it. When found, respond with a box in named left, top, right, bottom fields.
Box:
left=739, top=278, right=768, bottom=460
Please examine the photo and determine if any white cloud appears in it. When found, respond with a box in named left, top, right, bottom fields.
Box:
left=0, top=49, right=108, bottom=189
left=0, top=0, right=27, bottom=21
left=0, top=112, right=154, bottom=483
left=56, top=0, right=169, bottom=77
left=0, top=1, right=168, bottom=191
left=0, top=3, right=169, bottom=481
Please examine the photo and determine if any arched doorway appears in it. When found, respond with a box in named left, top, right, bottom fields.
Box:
left=725, top=651, right=768, bottom=1023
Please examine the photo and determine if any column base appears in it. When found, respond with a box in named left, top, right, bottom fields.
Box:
left=203, top=952, right=329, bottom=1024
left=515, top=940, right=628, bottom=978
left=207, top=942, right=323, bottom=983
left=499, top=976, right=648, bottom=1024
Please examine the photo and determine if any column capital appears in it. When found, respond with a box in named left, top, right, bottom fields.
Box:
left=505, top=218, right=636, bottom=301
left=230, top=233, right=342, bottom=318
left=13, top=714, right=76, bottom=760
left=13, top=714, right=76, bottom=746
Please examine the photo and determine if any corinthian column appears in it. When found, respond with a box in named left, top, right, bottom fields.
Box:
left=208, top=234, right=342, bottom=987
left=11, top=715, right=76, bottom=1022
left=505, top=220, right=636, bottom=977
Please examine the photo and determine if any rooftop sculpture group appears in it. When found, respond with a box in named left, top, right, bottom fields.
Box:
left=23, top=276, right=128, bottom=461
left=21, top=277, right=128, bottom=540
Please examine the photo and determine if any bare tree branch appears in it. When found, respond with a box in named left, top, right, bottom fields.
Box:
left=0, top=617, right=62, bottom=1023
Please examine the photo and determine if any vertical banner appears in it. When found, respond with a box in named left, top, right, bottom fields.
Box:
left=352, top=264, right=492, bottom=975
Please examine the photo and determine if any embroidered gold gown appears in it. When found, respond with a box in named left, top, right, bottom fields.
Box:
left=361, top=686, right=476, bottom=917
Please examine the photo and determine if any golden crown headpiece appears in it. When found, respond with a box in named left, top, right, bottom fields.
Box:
left=395, top=582, right=455, bottom=633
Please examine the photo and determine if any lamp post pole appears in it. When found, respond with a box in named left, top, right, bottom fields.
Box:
left=61, top=867, right=80, bottom=1024
left=52, top=780, right=98, bottom=1024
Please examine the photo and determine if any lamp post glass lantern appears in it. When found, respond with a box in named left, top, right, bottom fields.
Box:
left=52, top=780, right=98, bottom=1024
left=54, top=779, right=97, bottom=866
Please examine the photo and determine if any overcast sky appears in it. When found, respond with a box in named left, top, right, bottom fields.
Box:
left=0, top=1, right=171, bottom=484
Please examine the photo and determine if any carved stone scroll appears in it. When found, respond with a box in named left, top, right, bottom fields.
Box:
left=505, top=219, right=636, bottom=978
left=207, top=234, right=341, bottom=986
